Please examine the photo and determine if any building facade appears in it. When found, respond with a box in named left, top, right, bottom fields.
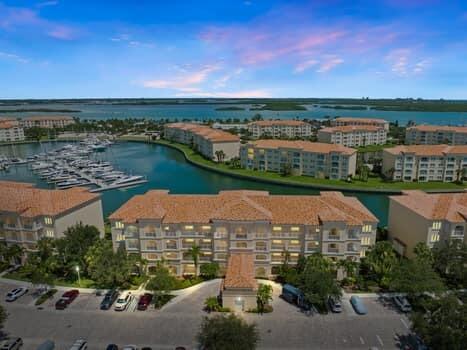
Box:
left=405, top=125, right=467, bottom=145
left=240, top=140, right=356, bottom=180
left=0, top=118, right=25, bottom=142
left=20, top=115, right=75, bottom=129
left=318, top=125, right=387, bottom=147
left=332, top=117, right=389, bottom=131
left=388, top=191, right=466, bottom=258
left=382, top=145, right=467, bottom=182
left=164, top=123, right=240, bottom=161
left=247, top=120, right=312, bottom=139
left=109, top=190, right=378, bottom=277
left=0, top=181, right=104, bottom=259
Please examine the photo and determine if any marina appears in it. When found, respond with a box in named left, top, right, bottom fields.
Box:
left=0, top=138, right=147, bottom=192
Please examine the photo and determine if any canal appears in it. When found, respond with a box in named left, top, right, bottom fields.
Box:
left=0, top=141, right=390, bottom=226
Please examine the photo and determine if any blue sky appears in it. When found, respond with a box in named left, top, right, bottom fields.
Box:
left=0, top=0, right=466, bottom=99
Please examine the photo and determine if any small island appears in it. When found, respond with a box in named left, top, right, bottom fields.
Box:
left=250, top=102, right=307, bottom=111
left=215, top=106, right=246, bottom=111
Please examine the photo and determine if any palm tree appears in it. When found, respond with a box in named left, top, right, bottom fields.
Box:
left=188, top=244, right=201, bottom=277
left=215, top=150, right=226, bottom=163
left=256, top=284, right=273, bottom=314
left=455, top=166, right=467, bottom=183
left=5, top=244, right=24, bottom=265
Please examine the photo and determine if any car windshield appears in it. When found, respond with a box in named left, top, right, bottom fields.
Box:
left=117, top=298, right=126, bottom=303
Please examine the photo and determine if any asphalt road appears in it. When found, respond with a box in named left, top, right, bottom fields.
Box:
left=0, top=281, right=411, bottom=350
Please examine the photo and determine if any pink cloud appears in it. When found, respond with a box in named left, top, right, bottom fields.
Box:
left=47, top=25, right=76, bottom=40
left=385, top=48, right=430, bottom=76
left=316, top=56, right=344, bottom=73
left=294, top=59, right=319, bottom=73
left=175, top=89, right=271, bottom=98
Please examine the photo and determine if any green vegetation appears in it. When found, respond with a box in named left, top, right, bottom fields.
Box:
left=0, top=304, right=6, bottom=330
left=215, top=106, right=245, bottom=111
left=250, top=102, right=307, bottom=111
left=357, top=143, right=397, bottom=153
left=197, top=314, right=259, bottom=350
left=320, top=105, right=367, bottom=110
left=145, top=139, right=466, bottom=192
left=0, top=108, right=80, bottom=113
left=35, top=289, right=58, bottom=306
left=200, top=262, right=220, bottom=279
left=256, top=284, right=273, bottom=314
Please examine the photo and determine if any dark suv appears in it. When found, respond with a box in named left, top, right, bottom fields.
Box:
left=100, top=289, right=119, bottom=310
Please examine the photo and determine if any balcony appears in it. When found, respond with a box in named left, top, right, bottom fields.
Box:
left=165, top=244, right=178, bottom=250
left=287, top=245, right=301, bottom=252
left=270, top=244, right=286, bottom=251
left=327, top=247, right=340, bottom=254
left=327, top=234, right=341, bottom=241
left=164, top=232, right=178, bottom=238
left=214, top=245, right=227, bottom=251
left=271, top=232, right=300, bottom=239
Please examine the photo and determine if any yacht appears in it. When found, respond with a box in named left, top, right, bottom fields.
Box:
left=111, top=175, right=144, bottom=185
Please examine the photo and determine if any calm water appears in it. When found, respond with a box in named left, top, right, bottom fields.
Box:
left=2, top=103, right=467, bottom=126
left=0, top=141, right=389, bottom=226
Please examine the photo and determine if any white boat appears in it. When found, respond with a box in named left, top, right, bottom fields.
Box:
left=31, top=162, right=52, bottom=170
left=111, top=175, right=144, bottom=185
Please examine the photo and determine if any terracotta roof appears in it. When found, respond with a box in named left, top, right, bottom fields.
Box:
left=0, top=181, right=100, bottom=218
left=224, top=253, right=257, bottom=290
left=319, top=125, right=384, bottom=133
left=384, top=144, right=467, bottom=156
left=407, top=125, right=467, bottom=133
left=249, top=120, right=308, bottom=127
left=334, top=117, right=388, bottom=124
left=22, top=115, right=74, bottom=121
left=390, top=190, right=467, bottom=223
left=109, top=190, right=378, bottom=225
left=0, top=122, right=18, bottom=129
left=246, top=139, right=356, bottom=155
left=165, top=123, right=239, bottom=142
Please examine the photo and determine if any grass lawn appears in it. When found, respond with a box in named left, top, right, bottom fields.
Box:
left=357, top=143, right=398, bottom=153
left=146, top=139, right=466, bottom=192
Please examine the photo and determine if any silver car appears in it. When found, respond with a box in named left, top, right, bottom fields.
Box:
left=5, top=288, right=28, bottom=302
left=1, top=337, right=23, bottom=350
left=393, top=295, right=412, bottom=312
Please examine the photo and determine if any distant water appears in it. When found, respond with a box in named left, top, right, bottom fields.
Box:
left=0, top=141, right=389, bottom=226
left=2, top=103, right=467, bottom=126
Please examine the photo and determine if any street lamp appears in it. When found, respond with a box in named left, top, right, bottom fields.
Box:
left=75, top=265, right=81, bottom=287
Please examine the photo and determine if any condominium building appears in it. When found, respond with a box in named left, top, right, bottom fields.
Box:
left=109, top=189, right=378, bottom=277
left=240, top=140, right=357, bottom=180
left=318, top=125, right=387, bottom=147
left=405, top=125, right=467, bottom=145
left=20, top=115, right=75, bottom=129
left=0, top=181, right=104, bottom=260
left=332, top=117, right=389, bottom=131
left=382, top=145, right=467, bottom=182
left=388, top=190, right=466, bottom=258
left=164, top=123, right=240, bottom=162
left=0, top=118, right=25, bottom=142
left=247, top=120, right=312, bottom=139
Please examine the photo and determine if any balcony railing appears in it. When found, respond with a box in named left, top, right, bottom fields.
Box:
left=214, top=245, right=227, bottom=251
left=255, top=246, right=268, bottom=251
left=165, top=244, right=178, bottom=250
left=271, top=245, right=286, bottom=250
left=327, top=247, right=339, bottom=253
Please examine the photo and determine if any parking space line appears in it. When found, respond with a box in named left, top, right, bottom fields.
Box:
left=376, top=335, right=384, bottom=346
left=359, top=336, right=365, bottom=345
left=400, top=317, right=409, bottom=329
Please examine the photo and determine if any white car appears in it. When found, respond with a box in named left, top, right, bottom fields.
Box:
left=5, top=287, right=28, bottom=302
left=114, top=292, right=133, bottom=311
left=68, top=339, right=87, bottom=350
left=122, top=346, right=138, bottom=350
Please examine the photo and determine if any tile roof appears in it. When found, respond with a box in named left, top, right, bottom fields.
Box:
left=0, top=181, right=100, bottom=218
left=384, top=144, right=467, bottom=156
left=334, top=117, right=388, bottom=124
left=390, top=190, right=467, bottom=223
left=249, top=120, right=308, bottom=127
left=407, top=125, right=467, bottom=133
left=109, top=190, right=378, bottom=225
left=22, top=115, right=74, bottom=121
left=246, top=139, right=356, bottom=155
left=0, top=122, right=18, bottom=129
left=319, top=125, right=384, bottom=133
left=165, top=123, right=239, bottom=142
left=224, top=253, right=257, bottom=290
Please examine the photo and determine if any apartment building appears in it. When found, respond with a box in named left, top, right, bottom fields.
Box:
left=109, top=190, right=378, bottom=277
left=388, top=190, right=466, bottom=258
left=0, top=181, right=104, bottom=260
left=247, top=120, right=312, bottom=139
left=382, top=145, right=467, bottom=182
left=240, top=140, right=357, bottom=180
left=405, top=125, right=467, bottom=145
left=0, top=118, right=25, bottom=142
left=332, top=117, right=389, bottom=131
left=318, top=125, right=387, bottom=147
left=20, top=115, right=75, bottom=129
left=164, top=123, right=240, bottom=161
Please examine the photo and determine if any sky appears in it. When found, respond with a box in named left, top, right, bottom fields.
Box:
left=0, top=0, right=466, bottom=99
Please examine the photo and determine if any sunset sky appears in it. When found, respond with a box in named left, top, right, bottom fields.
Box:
left=1, top=0, right=466, bottom=99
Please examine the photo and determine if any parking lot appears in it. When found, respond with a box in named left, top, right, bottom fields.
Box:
left=0, top=280, right=411, bottom=349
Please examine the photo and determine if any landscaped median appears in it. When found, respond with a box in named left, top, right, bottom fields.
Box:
left=118, top=135, right=466, bottom=193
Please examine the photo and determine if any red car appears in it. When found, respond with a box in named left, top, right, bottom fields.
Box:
left=55, top=289, right=79, bottom=310
left=137, top=293, right=153, bottom=311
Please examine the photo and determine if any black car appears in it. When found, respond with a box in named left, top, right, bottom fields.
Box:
left=100, top=289, right=119, bottom=310
left=106, top=345, right=118, bottom=350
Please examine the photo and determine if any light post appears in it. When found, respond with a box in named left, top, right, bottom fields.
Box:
left=75, top=265, right=81, bottom=287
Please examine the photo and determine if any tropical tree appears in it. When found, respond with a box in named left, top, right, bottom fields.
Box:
left=432, top=240, right=467, bottom=288
left=337, top=259, right=359, bottom=282
left=200, top=262, right=220, bottom=279
left=188, top=244, right=201, bottom=277
left=410, top=295, right=467, bottom=350
left=3, top=244, right=24, bottom=265
left=361, top=241, right=398, bottom=288
left=230, top=157, right=241, bottom=169
left=455, top=166, right=467, bottom=183
left=280, top=162, right=292, bottom=176
left=0, top=305, right=7, bottom=331
left=413, top=242, right=434, bottom=266
left=204, top=296, right=221, bottom=313
left=215, top=150, right=226, bottom=163
left=389, top=259, right=445, bottom=297
left=146, top=262, right=177, bottom=306
left=256, top=284, right=273, bottom=314
left=197, top=314, right=259, bottom=350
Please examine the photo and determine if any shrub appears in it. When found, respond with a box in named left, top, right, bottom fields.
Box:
left=153, top=294, right=175, bottom=309
left=204, top=296, right=221, bottom=312
left=35, top=289, right=57, bottom=306
left=247, top=305, right=273, bottom=313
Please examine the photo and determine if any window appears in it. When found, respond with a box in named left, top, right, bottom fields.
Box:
left=114, top=221, right=124, bottom=229
left=430, top=232, right=440, bottom=242
left=236, top=241, right=248, bottom=249
left=432, top=221, right=442, bottom=230
left=291, top=226, right=300, bottom=232
left=272, top=226, right=282, bottom=231
left=184, top=225, right=194, bottom=230
left=46, top=229, right=54, bottom=238
left=201, top=225, right=211, bottom=230
left=115, top=234, right=124, bottom=241
left=361, top=237, right=371, bottom=245
left=362, top=224, right=372, bottom=233
left=44, top=217, right=53, bottom=225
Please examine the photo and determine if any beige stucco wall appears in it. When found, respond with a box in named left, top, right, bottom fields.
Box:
left=222, top=289, right=257, bottom=311
left=212, top=141, right=240, bottom=161
left=54, top=199, right=105, bottom=238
